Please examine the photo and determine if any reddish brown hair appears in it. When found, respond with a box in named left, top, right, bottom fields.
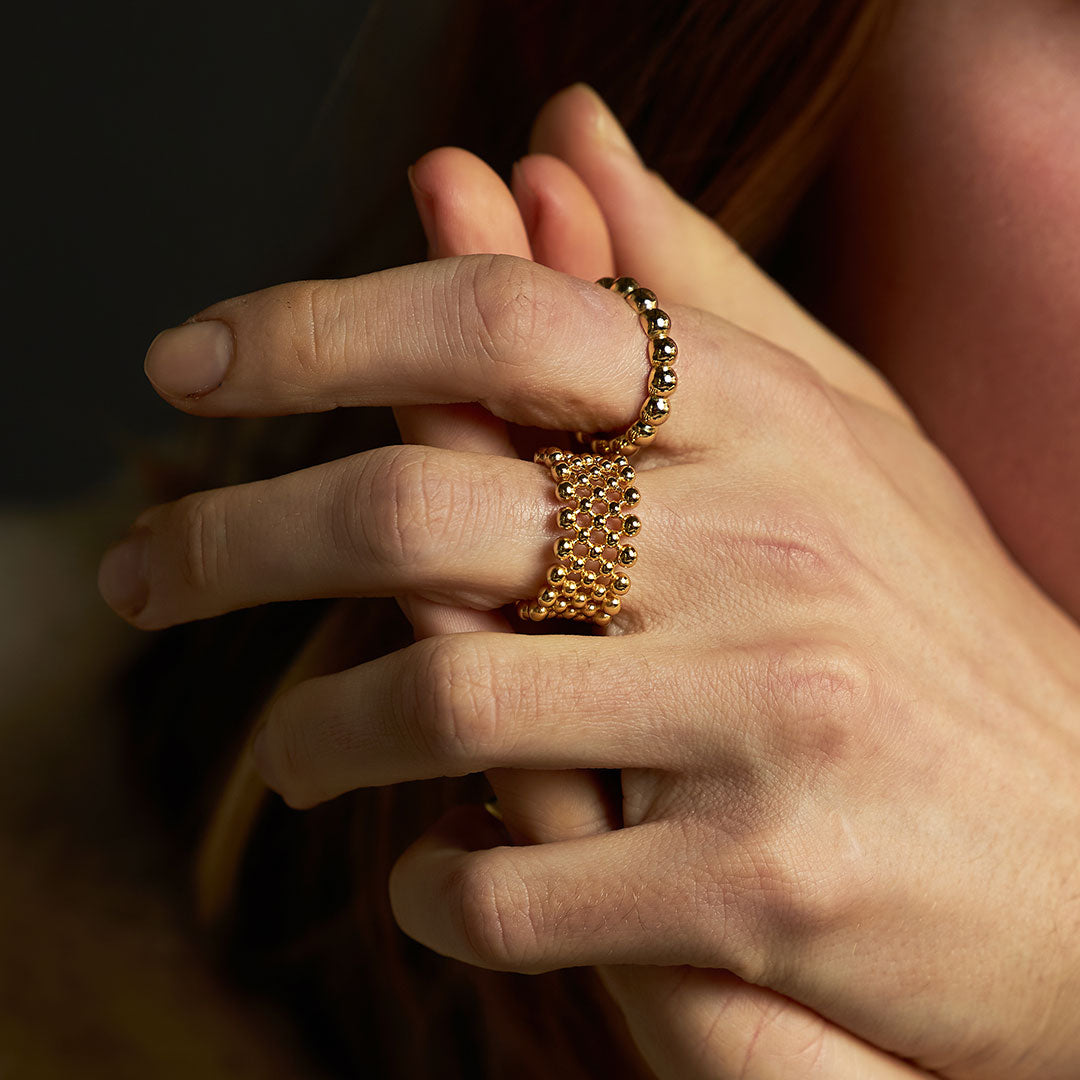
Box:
left=116, top=1, right=897, bottom=1075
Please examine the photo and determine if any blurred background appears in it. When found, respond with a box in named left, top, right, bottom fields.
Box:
left=5, top=0, right=374, bottom=505
left=2, top=4, right=380, bottom=1075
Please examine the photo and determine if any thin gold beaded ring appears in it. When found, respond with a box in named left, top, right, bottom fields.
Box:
left=516, top=276, right=676, bottom=627
left=576, top=275, right=678, bottom=458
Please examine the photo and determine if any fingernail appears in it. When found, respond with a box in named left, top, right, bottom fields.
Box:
left=144, top=320, right=234, bottom=398
left=407, top=165, right=438, bottom=257
left=98, top=527, right=150, bottom=617
left=576, top=83, right=641, bottom=162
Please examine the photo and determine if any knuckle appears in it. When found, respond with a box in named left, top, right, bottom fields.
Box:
left=741, top=835, right=850, bottom=948
left=770, top=355, right=863, bottom=457
left=461, top=253, right=556, bottom=374
left=287, top=279, right=349, bottom=379
left=407, top=635, right=502, bottom=770
left=726, top=503, right=855, bottom=597
left=447, top=854, right=539, bottom=970
left=753, top=645, right=872, bottom=766
left=176, top=492, right=226, bottom=593
left=342, top=446, right=455, bottom=574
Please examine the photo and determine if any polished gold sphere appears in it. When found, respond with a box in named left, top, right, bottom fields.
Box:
left=650, top=336, right=677, bottom=364
left=649, top=365, right=677, bottom=397
left=642, top=308, right=672, bottom=337
left=627, top=287, right=658, bottom=312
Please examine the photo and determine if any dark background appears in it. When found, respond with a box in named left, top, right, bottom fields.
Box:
left=5, top=2, right=376, bottom=503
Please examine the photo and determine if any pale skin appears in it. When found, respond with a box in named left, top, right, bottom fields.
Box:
left=97, top=14, right=1080, bottom=1080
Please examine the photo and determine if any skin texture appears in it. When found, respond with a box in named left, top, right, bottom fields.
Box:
left=98, top=81, right=1080, bottom=1078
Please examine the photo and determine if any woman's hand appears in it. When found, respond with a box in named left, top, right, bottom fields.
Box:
left=98, top=93, right=1080, bottom=1080
left=399, top=99, right=935, bottom=1079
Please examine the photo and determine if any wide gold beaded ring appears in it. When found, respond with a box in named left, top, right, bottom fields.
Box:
left=516, top=447, right=640, bottom=627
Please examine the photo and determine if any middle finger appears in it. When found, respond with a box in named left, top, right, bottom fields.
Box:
left=108, top=443, right=668, bottom=630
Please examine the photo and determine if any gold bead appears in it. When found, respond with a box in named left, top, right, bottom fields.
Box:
left=607, top=500, right=621, bottom=515
left=581, top=569, right=598, bottom=586
left=628, top=421, right=657, bottom=446
left=618, top=464, right=636, bottom=482
left=546, top=449, right=567, bottom=463
left=553, top=597, right=569, bottom=613
left=557, top=481, right=576, bottom=501
left=649, top=336, right=677, bottom=364
left=605, top=530, right=621, bottom=547
left=596, top=276, right=616, bottom=289
left=641, top=395, right=670, bottom=425
left=612, top=573, right=631, bottom=594
left=572, top=592, right=589, bottom=608
left=594, top=612, right=612, bottom=627
left=618, top=544, right=638, bottom=566
left=592, top=584, right=608, bottom=600
left=584, top=601, right=600, bottom=616
left=557, top=508, right=577, bottom=530
left=547, top=564, right=567, bottom=586
left=613, top=276, right=639, bottom=295
left=576, top=527, right=592, bottom=544
left=603, top=596, right=621, bottom=615
left=538, top=588, right=557, bottom=607
left=622, top=514, right=641, bottom=536
left=614, top=455, right=630, bottom=469
left=516, top=601, right=530, bottom=620
left=555, top=537, right=574, bottom=559
left=592, top=514, right=608, bottom=529
left=570, top=555, right=587, bottom=573
left=626, top=287, right=658, bottom=312
left=641, top=309, right=672, bottom=338
left=623, top=487, right=641, bottom=506
left=552, top=461, right=572, bottom=480
left=649, top=365, right=677, bottom=397
left=600, top=559, right=616, bottom=576
left=588, top=543, right=606, bottom=560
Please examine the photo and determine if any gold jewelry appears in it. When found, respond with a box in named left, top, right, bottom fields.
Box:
left=576, top=276, right=678, bottom=457
left=516, top=447, right=640, bottom=628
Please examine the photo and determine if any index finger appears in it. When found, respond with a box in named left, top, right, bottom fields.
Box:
left=143, top=253, right=711, bottom=450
